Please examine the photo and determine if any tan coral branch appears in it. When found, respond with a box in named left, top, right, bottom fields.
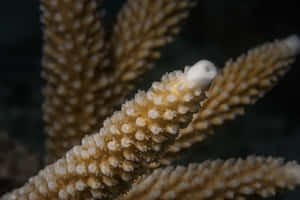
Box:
left=112, top=0, right=196, bottom=82
left=40, top=0, right=111, bottom=162
left=42, top=0, right=197, bottom=163
left=120, top=156, right=300, bottom=200
left=1, top=61, right=216, bottom=200
left=160, top=35, right=300, bottom=165
left=98, top=0, right=197, bottom=124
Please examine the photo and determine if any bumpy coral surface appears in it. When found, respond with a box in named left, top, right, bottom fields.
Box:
left=1, top=61, right=217, bottom=200
left=41, top=0, right=111, bottom=162
left=1, top=0, right=300, bottom=199
left=121, top=156, right=300, bottom=200
left=40, top=0, right=197, bottom=163
left=161, top=35, right=300, bottom=164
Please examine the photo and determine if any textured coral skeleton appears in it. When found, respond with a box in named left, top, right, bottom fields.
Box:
left=1, top=0, right=300, bottom=199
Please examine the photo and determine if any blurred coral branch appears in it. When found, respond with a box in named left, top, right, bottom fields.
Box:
left=0, top=132, right=41, bottom=195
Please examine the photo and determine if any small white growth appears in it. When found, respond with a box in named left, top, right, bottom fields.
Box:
left=121, top=124, right=132, bottom=133
left=153, top=95, right=163, bottom=105
left=123, top=162, right=134, bottom=172
left=107, top=140, right=119, bottom=151
left=108, top=156, right=119, bottom=167
left=178, top=105, right=189, bottom=114
left=283, top=35, right=300, bottom=54
left=88, top=147, right=96, bottom=156
left=94, top=134, right=105, bottom=149
left=66, top=184, right=75, bottom=195
left=166, top=94, right=177, bottom=103
left=150, top=124, right=162, bottom=135
left=135, top=130, right=145, bottom=141
left=88, top=162, right=97, bottom=173
left=100, top=163, right=112, bottom=176
left=285, top=164, right=300, bottom=183
left=80, top=150, right=89, bottom=160
left=123, top=150, right=136, bottom=161
left=110, top=125, right=120, bottom=135
left=58, top=190, right=68, bottom=199
left=148, top=109, right=159, bottom=119
left=38, top=184, right=48, bottom=195
left=126, top=107, right=136, bottom=116
left=136, top=117, right=146, bottom=127
left=166, top=125, right=178, bottom=135
left=121, top=137, right=132, bottom=148
left=185, top=60, right=217, bottom=88
left=163, top=110, right=176, bottom=120
left=76, top=164, right=87, bottom=175
left=183, top=93, right=193, bottom=102
left=75, top=180, right=86, bottom=191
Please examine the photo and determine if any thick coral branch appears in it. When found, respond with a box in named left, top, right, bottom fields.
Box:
left=97, top=0, right=197, bottom=126
left=120, top=156, right=300, bottom=200
left=1, top=61, right=216, bottom=200
left=161, top=35, right=300, bottom=165
left=41, top=0, right=197, bottom=163
left=40, top=0, right=111, bottom=162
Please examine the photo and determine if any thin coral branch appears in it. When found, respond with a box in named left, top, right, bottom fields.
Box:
left=112, top=0, right=196, bottom=85
left=1, top=61, right=216, bottom=200
left=96, top=0, right=197, bottom=123
left=160, top=35, right=300, bottom=165
left=40, top=0, right=111, bottom=162
left=120, top=156, right=300, bottom=200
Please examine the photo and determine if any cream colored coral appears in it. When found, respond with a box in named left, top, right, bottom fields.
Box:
left=112, top=0, right=196, bottom=84
left=94, top=0, right=197, bottom=142
left=40, top=0, right=111, bottom=162
left=1, top=61, right=216, bottom=200
left=161, top=35, right=300, bottom=164
left=41, top=0, right=197, bottom=163
left=120, top=156, right=300, bottom=200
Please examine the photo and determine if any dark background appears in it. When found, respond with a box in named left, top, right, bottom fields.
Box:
left=1, top=0, right=300, bottom=199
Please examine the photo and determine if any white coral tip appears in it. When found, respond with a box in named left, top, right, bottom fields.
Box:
left=283, top=34, right=300, bottom=55
left=186, top=60, right=217, bottom=88
left=286, top=164, right=300, bottom=183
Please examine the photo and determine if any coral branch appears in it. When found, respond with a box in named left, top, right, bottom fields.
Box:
left=98, top=0, right=197, bottom=124
left=40, top=0, right=111, bottom=162
left=120, top=156, right=300, bottom=200
left=41, top=0, right=197, bottom=163
left=1, top=61, right=216, bottom=200
left=161, top=35, right=300, bottom=165
left=112, top=0, right=196, bottom=83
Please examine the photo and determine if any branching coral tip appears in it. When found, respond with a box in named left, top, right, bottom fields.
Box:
left=283, top=34, right=300, bottom=54
left=185, top=60, right=217, bottom=88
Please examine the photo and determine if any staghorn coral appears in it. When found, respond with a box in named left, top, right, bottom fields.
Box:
left=120, top=156, right=300, bottom=200
left=1, top=61, right=217, bottom=200
left=1, top=0, right=300, bottom=199
left=41, top=0, right=197, bottom=163
left=94, top=0, right=197, bottom=149
left=41, top=0, right=111, bottom=162
left=160, top=35, right=300, bottom=165
left=111, top=0, right=196, bottom=88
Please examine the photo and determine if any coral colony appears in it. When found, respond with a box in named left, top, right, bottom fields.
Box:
left=1, top=0, right=300, bottom=199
